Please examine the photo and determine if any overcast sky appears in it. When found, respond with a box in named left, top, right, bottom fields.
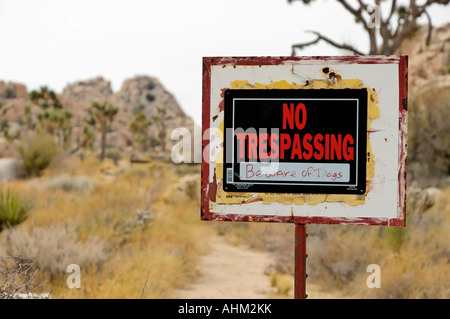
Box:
left=0, top=0, right=449, bottom=124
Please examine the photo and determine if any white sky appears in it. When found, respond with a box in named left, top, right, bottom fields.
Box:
left=0, top=0, right=449, bottom=125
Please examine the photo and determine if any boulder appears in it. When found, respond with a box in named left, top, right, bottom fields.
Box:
left=61, top=76, right=113, bottom=102
left=0, top=81, right=28, bottom=99
left=0, top=158, right=20, bottom=181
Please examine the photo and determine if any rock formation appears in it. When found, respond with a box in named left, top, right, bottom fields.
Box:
left=397, top=23, right=450, bottom=92
left=0, top=81, right=27, bottom=100
left=1, top=74, right=197, bottom=161
left=61, top=76, right=113, bottom=102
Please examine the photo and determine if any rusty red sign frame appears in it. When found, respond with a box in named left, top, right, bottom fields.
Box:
left=201, top=56, right=407, bottom=227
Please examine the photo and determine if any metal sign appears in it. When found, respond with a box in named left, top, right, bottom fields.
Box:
left=201, top=56, right=407, bottom=227
left=223, top=88, right=368, bottom=195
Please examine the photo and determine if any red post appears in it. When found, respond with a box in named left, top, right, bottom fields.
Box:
left=294, top=223, right=307, bottom=299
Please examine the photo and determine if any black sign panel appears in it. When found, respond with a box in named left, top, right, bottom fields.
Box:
left=223, top=89, right=368, bottom=195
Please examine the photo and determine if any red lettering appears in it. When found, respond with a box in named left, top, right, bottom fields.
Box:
left=314, top=168, right=323, bottom=177
left=282, top=103, right=295, bottom=130
left=258, top=133, right=269, bottom=160
left=269, top=133, right=279, bottom=160
left=343, top=134, right=354, bottom=161
left=280, top=133, right=291, bottom=160
left=291, top=134, right=303, bottom=160
left=313, top=134, right=324, bottom=160
left=235, top=133, right=247, bottom=160
left=246, top=164, right=254, bottom=178
left=247, top=133, right=258, bottom=160
left=330, top=134, right=342, bottom=160
left=295, top=103, right=307, bottom=130
left=265, top=171, right=276, bottom=178
left=302, top=134, right=313, bottom=160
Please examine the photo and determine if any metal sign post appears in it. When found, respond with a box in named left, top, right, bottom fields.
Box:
left=294, top=223, right=307, bottom=299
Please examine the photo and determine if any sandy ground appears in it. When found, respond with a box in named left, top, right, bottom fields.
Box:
left=172, top=236, right=338, bottom=299
left=173, top=237, right=276, bottom=299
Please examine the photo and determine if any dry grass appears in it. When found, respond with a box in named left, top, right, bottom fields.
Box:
left=215, top=186, right=450, bottom=299
left=352, top=186, right=450, bottom=299
left=269, top=272, right=293, bottom=298
left=0, top=156, right=210, bottom=298
left=3, top=225, right=109, bottom=280
left=2, top=148, right=448, bottom=299
left=0, top=256, right=47, bottom=299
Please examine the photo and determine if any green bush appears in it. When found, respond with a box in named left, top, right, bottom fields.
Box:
left=384, top=226, right=408, bottom=253
left=18, top=133, right=61, bottom=177
left=0, top=189, right=32, bottom=232
left=105, top=148, right=122, bottom=165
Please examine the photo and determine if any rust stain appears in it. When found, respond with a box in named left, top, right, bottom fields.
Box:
left=290, top=208, right=295, bottom=222
left=218, top=88, right=227, bottom=112
left=207, top=169, right=217, bottom=203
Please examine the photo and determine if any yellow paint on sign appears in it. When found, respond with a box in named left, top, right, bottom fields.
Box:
left=215, top=78, right=379, bottom=206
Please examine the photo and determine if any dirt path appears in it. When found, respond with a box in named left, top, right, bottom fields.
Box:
left=173, top=236, right=338, bottom=299
left=173, top=237, right=275, bottom=299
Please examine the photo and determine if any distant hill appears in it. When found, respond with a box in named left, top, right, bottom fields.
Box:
left=396, top=23, right=450, bottom=185
left=0, top=75, right=198, bottom=161
left=397, top=23, right=450, bottom=92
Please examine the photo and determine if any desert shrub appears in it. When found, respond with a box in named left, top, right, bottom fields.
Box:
left=269, top=272, right=293, bottom=297
left=0, top=256, right=48, bottom=299
left=408, top=86, right=450, bottom=185
left=174, top=163, right=201, bottom=176
left=105, top=149, right=121, bottom=165
left=0, top=189, right=32, bottom=232
left=174, top=174, right=200, bottom=202
left=351, top=247, right=450, bottom=299
left=3, top=225, right=109, bottom=280
left=43, top=174, right=93, bottom=194
left=18, top=133, right=61, bottom=177
left=384, top=226, right=408, bottom=254
left=306, top=225, right=384, bottom=289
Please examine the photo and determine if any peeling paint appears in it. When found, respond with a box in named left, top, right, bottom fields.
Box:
left=215, top=77, right=380, bottom=206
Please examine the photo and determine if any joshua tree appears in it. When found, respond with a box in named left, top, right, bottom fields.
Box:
left=0, top=101, right=7, bottom=118
left=289, top=0, right=450, bottom=55
left=29, top=86, right=62, bottom=110
left=152, top=107, right=167, bottom=151
left=130, top=111, right=153, bottom=152
left=86, top=101, right=119, bottom=161
left=0, top=102, right=8, bottom=139
left=28, top=86, right=73, bottom=149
